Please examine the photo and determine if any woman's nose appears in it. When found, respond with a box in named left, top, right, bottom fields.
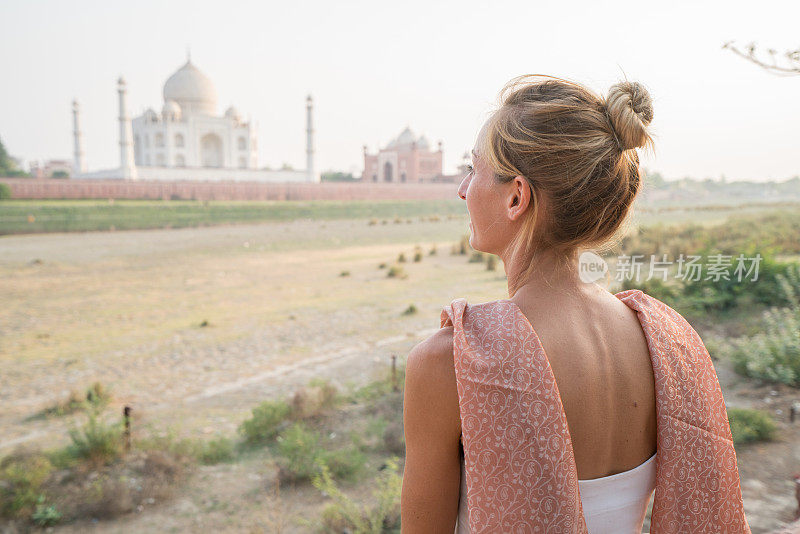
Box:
left=457, top=177, right=468, bottom=200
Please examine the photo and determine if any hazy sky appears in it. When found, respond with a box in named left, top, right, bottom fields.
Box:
left=1, top=0, right=798, bottom=181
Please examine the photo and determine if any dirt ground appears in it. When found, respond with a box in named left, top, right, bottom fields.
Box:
left=1, top=217, right=798, bottom=532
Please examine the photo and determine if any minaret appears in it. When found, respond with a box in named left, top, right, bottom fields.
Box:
left=117, top=77, right=137, bottom=180
left=306, top=94, right=316, bottom=183
left=72, top=99, right=86, bottom=176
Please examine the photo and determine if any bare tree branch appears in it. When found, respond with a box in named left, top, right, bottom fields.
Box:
left=723, top=41, right=800, bottom=76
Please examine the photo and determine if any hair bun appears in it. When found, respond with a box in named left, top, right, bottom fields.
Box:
left=605, top=81, right=654, bottom=150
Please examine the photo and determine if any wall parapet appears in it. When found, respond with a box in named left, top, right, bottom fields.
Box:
left=0, top=178, right=459, bottom=201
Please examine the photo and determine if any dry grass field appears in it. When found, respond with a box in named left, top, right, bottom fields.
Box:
left=1, top=203, right=799, bottom=532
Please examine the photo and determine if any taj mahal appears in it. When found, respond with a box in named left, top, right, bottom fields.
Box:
left=73, top=56, right=318, bottom=183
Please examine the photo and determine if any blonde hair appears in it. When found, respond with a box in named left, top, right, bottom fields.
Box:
left=479, top=74, right=655, bottom=296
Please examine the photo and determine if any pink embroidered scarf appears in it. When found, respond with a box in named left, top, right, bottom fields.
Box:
left=440, top=289, right=750, bottom=533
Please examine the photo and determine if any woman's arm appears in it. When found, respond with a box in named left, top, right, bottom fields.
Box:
left=401, top=327, right=462, bottom=533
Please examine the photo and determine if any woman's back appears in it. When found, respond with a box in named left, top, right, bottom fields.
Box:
left=511, top=284, right=658, bottom=480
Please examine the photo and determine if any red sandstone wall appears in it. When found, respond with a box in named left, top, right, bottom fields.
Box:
left=0, top=178, right=459, bottom=201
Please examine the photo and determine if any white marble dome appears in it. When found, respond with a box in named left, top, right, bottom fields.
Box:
left=162, top=100, right=182, bottom=121
left=388, top=127, right=417, bottom=148
left=163, top=60, right=217, bottom=115
left=417, top=135, right=430, bottom=150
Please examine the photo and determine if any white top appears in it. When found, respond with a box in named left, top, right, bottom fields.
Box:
left=455, top=452, right=657, bottom=534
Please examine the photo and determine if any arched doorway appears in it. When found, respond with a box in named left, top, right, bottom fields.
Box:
left=201, top=134, right=223, bottom=168
left=383, top=162, right=393, bottom=182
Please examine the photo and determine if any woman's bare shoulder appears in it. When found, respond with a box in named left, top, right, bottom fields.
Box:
left=406, top=326, right=455, bottom=386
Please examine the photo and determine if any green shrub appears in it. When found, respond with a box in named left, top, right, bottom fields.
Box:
left=32, top=495, right=61, bottom=526
left=66, top=410, right=124, bottom=464
left=402, top=304, right=417, bottom=316
left=413, top=251, right=423, bottom=262
left=276, top=422, right=323, bottom=482
left=728, top=408, right=777, bottom=446
left=429, top=244, right=437, bottom=255
left=311, top=457, right=402, bottom=533
left=0, top=451, right=53, bottom=518
left=198, top=437, right=235, bottom=464
left=681, top=253, right=797, bottom=313
left=40, top=381, right=111, bottom=418
left=727, top=306, right=800, bottom=386
left=386, top=265, right=406, bottom=279
left=238, top=400, right=291, bottom=445
left=397, top=253, right=406, bottom=263
left=724, top=264, right=800, bottom=386
left=378, top=262, right=387, bottom=269
left=468, top=251, right=484, bottom=263
left=276, top=423, right=365, bottom=483
left=0, top=183, right=11, bottom=200
left=350, top=364, right=405, bottom=404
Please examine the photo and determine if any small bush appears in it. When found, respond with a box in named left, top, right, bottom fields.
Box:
left=402, top=304, right=417, bottom=316
left=378, top=262, right=387, bottom=269
left=368, top=218, right=378, bottom=226
left=276, top=423, right=365, bottom=484
left=393, top=217, right=402, bottom=224
left=239, top=400, right=291, bottom=445
left=0, top=183, right=11, bottom=200
left=397, top=253, right=406, bottom=263
left=487, top=255, right=497, bottom=271
left=66, top=410, right=124, bottom=464
left=0, top=451, right=53, bottom=519
left=32, top=495, right=61, bottom=527
left=350, top=363, right=406, bottom=404
left=468, top=251, right=485, bottom=263
left=386, top=265, right=407, bottom=279
left=41, top=381, right=111, bottom=418
left=312, top=457, right=402, bottom=533
left=339, top=270, right=350, bottom=277
left=413, top=251, right=423, bottom=262
left=429, top=244, right=437, bottom=255
left=459, top=235, right=470, bottom=255
left=728, top=408, right=777, bottom=446
left=724, top=263, right=800, bottom=386
left=290, top=380, right=339, bottom=420
left=198, top=437, right=235, bottom=465
left=276, top=423, right=323, bottom=482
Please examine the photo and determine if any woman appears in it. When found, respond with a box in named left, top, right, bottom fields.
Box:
left=401, top=75, right=749, bottom=533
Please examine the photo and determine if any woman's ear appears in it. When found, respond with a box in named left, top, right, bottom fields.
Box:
left=507, top=176, right=530, bottom=220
